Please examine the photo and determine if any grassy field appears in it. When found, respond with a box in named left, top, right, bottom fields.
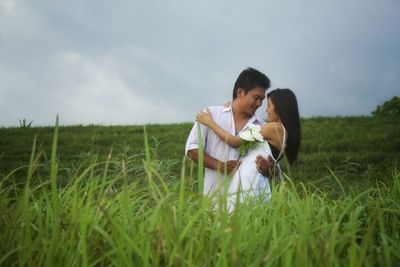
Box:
left=1, top=116, right=399, bottom=190
left=0, top=116, right=400, bottom=266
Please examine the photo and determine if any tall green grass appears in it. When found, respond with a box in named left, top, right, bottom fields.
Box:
left=0, top=123, right=399, bottom=266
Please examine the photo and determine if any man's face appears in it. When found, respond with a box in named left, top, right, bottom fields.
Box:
left=236, top=87, right=266, bottom=116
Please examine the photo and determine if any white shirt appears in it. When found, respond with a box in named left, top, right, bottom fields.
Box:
left=185, top=105, right=264, bottom=196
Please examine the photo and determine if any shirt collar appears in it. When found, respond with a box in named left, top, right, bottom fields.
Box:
left=244, top=115, right=263, bottom=129
left=225, top=104, right=263, bottom=132
left=223, top=104, right=262, bottom=124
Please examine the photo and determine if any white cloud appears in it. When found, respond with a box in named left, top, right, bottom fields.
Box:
left=0, top=49, right=182, bottom=126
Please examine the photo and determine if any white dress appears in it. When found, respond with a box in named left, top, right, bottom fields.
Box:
left=227, top=124, right=286, bottom=213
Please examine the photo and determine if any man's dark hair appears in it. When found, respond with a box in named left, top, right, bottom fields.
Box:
left=232, top=67, right=271, bottom=100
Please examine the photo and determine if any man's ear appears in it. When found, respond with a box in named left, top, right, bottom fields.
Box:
left=237, top=88, right=245, bottom=98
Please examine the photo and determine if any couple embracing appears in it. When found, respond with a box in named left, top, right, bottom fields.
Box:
left=185, top=67, right=301, bottom=212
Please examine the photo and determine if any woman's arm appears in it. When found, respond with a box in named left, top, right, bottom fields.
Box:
left=196, top=109, right=242, bottom=148
left=261, top=122, right=285, bottom=150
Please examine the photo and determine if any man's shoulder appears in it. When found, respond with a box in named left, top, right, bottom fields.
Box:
left=206, top=105, right=232, bottom=122
left=206, top=105, right=226, bottom=113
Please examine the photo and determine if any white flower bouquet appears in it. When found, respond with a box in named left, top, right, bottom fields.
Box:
left=238, top=124, right=264, bottom=157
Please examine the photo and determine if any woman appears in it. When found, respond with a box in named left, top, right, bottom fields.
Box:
left=196, top=88, right=301, bottom=212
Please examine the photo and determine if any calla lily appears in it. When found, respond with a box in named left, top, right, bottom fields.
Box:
left=249, top=124, right=261, bottom=132
left=252, top=131, right=264, bottom=142
left=239, top=130, right=255, bottom=141
left=238, top=124, right=264, bottom=156
left=245, top=124, right=263, bottom=142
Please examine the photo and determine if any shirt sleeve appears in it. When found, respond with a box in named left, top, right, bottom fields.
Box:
left=185, top=121, right=209, bottom=158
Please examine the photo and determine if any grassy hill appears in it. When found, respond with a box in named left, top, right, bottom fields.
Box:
left=1, top=116, right=399, bottom=191
left=0, top=116, right=399, bottom=266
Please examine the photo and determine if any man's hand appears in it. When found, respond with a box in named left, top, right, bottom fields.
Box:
left=217, top=160, right=240, bottom=175
left=256, top=155, right=276, bottom=177
left=188, top=149, right=240, bottom=175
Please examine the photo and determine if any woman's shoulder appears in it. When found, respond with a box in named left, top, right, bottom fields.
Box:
left=262, top=122, right=284, bottom=133
left=261, top=122, right=285, bottom=145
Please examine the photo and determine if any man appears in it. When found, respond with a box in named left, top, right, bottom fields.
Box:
left=185, top=67, right=277, bottom=196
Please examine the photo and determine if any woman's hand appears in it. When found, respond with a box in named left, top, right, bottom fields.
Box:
left=223, top=101, right=232, bottom=108
left=196, top=109, right=213, bottom=126
left=256, top=155, right=276, bottom=177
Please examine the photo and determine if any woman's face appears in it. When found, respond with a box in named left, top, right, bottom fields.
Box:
left=267, top=97, right=280, bottom=122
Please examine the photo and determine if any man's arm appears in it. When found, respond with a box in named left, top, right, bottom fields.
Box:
left=187, top=149, right=239, bottom=174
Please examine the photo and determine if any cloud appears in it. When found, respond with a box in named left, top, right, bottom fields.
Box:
left=0, top=0, right=399, bottom=126
left=1, top=49, right=183, bottom=125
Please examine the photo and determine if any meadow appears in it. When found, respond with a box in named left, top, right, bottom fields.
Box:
left=0, top=116, right=399, bottom=266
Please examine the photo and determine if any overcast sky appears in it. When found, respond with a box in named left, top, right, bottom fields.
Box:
left=1, top=0, right=399, bottom=126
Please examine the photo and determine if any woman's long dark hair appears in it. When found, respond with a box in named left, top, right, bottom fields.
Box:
left=267, top=88, right=301, bottom=165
